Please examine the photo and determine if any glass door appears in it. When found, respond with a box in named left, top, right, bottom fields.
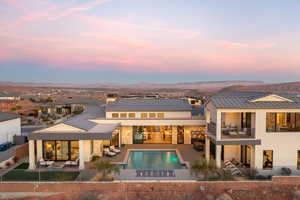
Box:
left=56, top=141, right=69, bottom=160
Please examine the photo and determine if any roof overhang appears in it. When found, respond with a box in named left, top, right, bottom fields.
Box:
left=28, top=123, right=120, bottom=140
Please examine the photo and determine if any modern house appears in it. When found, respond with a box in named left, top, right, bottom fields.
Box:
left=28, top=98, right=205, bottom=170
left=0, top=111, right=21, bottom=144
left=205, top=92, right=300, bottom=175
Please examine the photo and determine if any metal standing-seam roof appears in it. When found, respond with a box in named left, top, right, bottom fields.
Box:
left=106, top=98, right=192, bottom=111
left=0, top=111, right=19, bottom=122
left=210, top=92, right=300, bottom=109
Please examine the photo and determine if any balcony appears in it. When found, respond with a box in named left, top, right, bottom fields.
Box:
left=221, top=112, right=256, bottom=140
left=221, top=127, right=255, bottom=139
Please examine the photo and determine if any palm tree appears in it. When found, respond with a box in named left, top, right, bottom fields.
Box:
left=91, top=159, right=120, bottom=180
left=190, top=159, right=218, bottom=180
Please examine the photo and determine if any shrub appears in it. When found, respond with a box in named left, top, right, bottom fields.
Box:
left=281, top=167, right=292, bottom=176
left=91, top=155, right=100, bottom=162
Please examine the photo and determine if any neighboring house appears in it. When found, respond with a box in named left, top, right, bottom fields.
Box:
left=205, top=92, right=300, bottom=175
left=38, top=99, right=86, bottom=116
left=0, top=111, right=21, bottom=144
left=0, top=92, right=20, bottom=101
left=28, top=98, right=205, bottom=169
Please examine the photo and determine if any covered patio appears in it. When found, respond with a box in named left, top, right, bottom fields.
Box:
left=28, top=123, right=121, bottom=170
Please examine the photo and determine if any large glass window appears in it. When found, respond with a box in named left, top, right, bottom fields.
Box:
left=120, top=113, right=127, bottom=118
left=266, top=113, right=300, bottom=132
left=128, top=113, right=135, bottom=118
left=263, top=150, right=273, bottom=169
left=157, top=113, right=165, bottom=118
left=149, top=113, right=156, bottom=118
left=70, top=141, right=79, bottom=160
left=43, top=141, right=55, bottom=160
left=133, top=126, right=172, bottom=144
left=56, top=141, right=69, bottom=160
left=43, top=141, right=79, bottom=161
left=112, top=113, right=119, bottom=118
left=141, top=113, right=148, bottom=118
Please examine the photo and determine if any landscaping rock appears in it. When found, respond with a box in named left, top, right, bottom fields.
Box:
left=294, top=190, right=300, bottom=200
left=216, top=193, right=233, bottom=200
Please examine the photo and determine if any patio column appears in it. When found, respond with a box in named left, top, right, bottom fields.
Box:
left=205, top=137, right=210, bottom=162
left=184, top=126, right=191, bottom=144
left=79, top=140, right=85, bottom=170
left=215, top=145, right=222, bottom=168
left=36, top=140, right=43, bottom=161
left=29, top=140, right=36, bottom=170
left=171, top=126, right=177, bottom=144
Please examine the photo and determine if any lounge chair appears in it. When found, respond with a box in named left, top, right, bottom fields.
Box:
left=65, top=158, right=79, bottom=167
left=109, top=146, right=121, bottom=153
left=136, top=170, right=142, bottom=177
left=168, top=170, right=175, bottom=177
left=39, top=158, right=54, bottom=167
left=104, top=148, right=116, bottom=157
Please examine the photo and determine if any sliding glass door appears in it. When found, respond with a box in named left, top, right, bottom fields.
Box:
left=43, top=140, right=79, bottom=161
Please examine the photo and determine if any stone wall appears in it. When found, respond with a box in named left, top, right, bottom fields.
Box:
left=1, top=177, right=300, bottom=200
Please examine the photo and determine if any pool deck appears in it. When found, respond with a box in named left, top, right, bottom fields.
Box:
left=105, top=144, right=202, bottom=181
left=104, top=144, right=204, bottom=164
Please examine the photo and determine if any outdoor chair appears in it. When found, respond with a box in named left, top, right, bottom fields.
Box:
left=152, top=170, right=158, bottom=177
left=109, top=146, right=121, bottom=153
left=65, top=158, right=79, bottom=167
left=145, top=170, right=152, bottom=177
left=39, top=158, right=54, bottom=167
left=136, top=170, right=142, bottom=177
left=162, top=170, right=168, bottom=177
left=104, top=148, right=116, bottom=157
left=168, top=170, right=175, bottom=177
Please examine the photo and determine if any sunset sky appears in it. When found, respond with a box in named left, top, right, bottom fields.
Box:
left=0, top=0, right=299, bottom=83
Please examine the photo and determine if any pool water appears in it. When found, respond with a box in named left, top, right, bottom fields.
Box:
left=126, top=150, right=185, bottom=169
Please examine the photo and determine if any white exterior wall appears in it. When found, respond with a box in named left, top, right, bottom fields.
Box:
left=0, top=118, right=21, bottom=143
left=214, top=108, right=300, bottom=175
left=106, top=111, right=191, bottom=119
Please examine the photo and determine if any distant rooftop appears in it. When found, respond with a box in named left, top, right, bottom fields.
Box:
left=210, top=92, right=300, bottom=109
left=0, top=111, right=19, bottom=122
left=106, top=98, right=192, bottom=111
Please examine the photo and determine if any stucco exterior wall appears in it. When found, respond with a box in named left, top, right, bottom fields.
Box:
left=0, top=118, right=21, bottom=143
left=214, top=108, right=300, bottom=174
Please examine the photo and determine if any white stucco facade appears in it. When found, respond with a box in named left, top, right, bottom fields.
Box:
left=206, top=100, right=300, bottom=175
left=0, top=118, right=21, bottom=144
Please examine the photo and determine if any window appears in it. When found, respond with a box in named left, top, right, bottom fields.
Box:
left=149, top=113, right=156, bottom=118
left=266, top=113, right=300, bottom=132
left=128, top=113, right=135, bottom=118
left=112, top=113, right=119, bottom=118
left=263, top=150, right=273, bottom=169
left=157, top=113, right=165, bottom=118
left=43, top=141, right=79, bottom=161
left=141, top=113, right=148, bottom=118
left=298, top=151, right=300, bottom=169
left=120, top=113, right=127, bottom=118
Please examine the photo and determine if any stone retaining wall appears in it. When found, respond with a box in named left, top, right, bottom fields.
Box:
left=1, top=177, right=300, bottom=200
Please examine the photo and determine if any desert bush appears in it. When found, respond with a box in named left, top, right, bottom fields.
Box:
left=281, top=167, right=292, bottom=176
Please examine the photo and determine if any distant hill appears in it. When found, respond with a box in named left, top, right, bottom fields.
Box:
left=0, top=80, right=263, bottom=91
left=220, top=81, right=300, bottom=94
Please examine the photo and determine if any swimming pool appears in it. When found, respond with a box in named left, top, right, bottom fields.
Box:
left=126, top=150, right=186, bottom=169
